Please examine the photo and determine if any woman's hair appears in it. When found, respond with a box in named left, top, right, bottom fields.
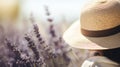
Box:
left=102, top=47, right=120, bottom=64
left=92, top=47, right=120, bottom=64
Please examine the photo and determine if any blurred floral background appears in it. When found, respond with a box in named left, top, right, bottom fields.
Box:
left=0, top=0, right=90, bottom=67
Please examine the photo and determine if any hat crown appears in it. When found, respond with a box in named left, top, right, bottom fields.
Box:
left=81, top=0, right=120, bottom=31
left=0, top=0, right=19, bottom=21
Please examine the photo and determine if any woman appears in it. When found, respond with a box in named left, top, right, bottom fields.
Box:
left=63, top=0, right=120, bottom=67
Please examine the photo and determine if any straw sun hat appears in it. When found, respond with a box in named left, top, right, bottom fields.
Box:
left=63, top=0, right=120, bottom=50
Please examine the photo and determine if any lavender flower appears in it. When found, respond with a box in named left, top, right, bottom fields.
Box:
left=0, top=8, right=85, bottom=67
left=24, top=36, right=40, bottom=60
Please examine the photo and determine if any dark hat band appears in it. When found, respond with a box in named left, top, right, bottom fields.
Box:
left=81, top=25, right=120, bottom=37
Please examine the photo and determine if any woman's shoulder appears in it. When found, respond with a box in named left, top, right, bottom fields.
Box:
left=81, top=56, right=119, bottom=67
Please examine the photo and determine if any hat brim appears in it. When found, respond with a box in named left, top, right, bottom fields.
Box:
left=63, top=20, right=120, bottom=50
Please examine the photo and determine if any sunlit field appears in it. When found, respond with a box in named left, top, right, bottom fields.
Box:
left=0, top=0, right=91, bottom=67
